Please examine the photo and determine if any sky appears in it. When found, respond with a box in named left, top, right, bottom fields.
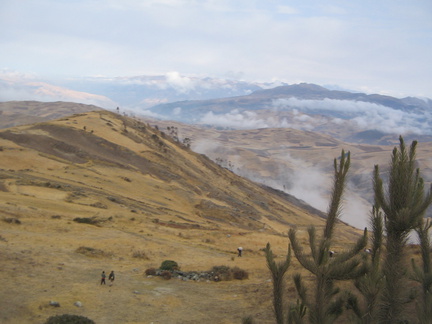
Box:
left=1, top=0, right=432, bottom=98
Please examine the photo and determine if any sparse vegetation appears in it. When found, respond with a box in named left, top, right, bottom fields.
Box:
left=89, top=202, right=107, bottom=209
left=182, top=137, right=192, bottom=148
left=160, top=270, right=172, bottom=280
left=107, top=196, right=120, bottom=203
left=211, top=265, right=233, bottom=281
left=75, top=246, right=113, bottom=258
left=215, top=157, right=235, bottom=170
left=242, top=315, right=255, bottom=324
left=132, top=250, right=149, bottom=260
left=232, top=266, right=249, bottom=280
left=73, top=217, right=100, bottom=226
left=209, top=265, right=249, bottom=281
left=3, top=217, right=21, bottom=224
left=44, top=314, right=95, bottom=324
left=167, top=126, right=179, bottom=141
left=160, top=260, right=179, bottom=271
left=145, top=268, right=157, bottom=276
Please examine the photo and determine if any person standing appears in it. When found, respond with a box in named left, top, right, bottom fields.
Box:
left=237, top=247, right=243, bottom=257
left=101, top=271, right=106, bottom=285
left=108, top=271, right=115, bottom=283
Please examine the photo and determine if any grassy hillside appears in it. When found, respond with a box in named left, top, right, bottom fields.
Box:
left=151, top=119, right=432, bottom=228
left=0, top=110, right=362, bottom=324
left=0, top=101, right=101, bottom=129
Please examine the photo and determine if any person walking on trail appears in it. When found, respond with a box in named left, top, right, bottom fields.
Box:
left=108, top=271, right=115, bottom=283
left=237, top=247, right=243, bottom=257
left=101, top=271, right=106, bottom=285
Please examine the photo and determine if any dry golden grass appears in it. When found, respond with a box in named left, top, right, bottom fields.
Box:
left=0, top=109, right=369, bottom=324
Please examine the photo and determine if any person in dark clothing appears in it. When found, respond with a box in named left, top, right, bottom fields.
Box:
left=101, top=271, right=106, bottom=285
left=237, top=247, right=243, bottom=257
left=108, top=271, right=115, bottom=283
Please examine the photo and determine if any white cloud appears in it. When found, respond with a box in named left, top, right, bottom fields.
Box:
left=273, top=98, right=432, bottom=135
left=199, top=110, right=270, bottom=129
left=273, top=97, right=387, bottom=114
left=342, top=190, right=370, bottom=229
left=165, top=71, right=196, bottom=94
left=0, top=69, right=37, bottom=82
left=279, top=153, right=331, bottom=212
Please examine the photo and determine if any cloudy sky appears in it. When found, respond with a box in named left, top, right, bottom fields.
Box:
left=1, top=0, right=431, bottom=98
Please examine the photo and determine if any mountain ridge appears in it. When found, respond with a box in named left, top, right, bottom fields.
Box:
left=0, top=109, right=349, bottom=231
left=150, top=82, right=432, bottom=115
left=147, top=82, right=432, bottom=145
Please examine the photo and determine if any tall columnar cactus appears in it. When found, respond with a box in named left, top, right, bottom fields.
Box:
left=411, top=218, right=432, bottom=324
left=373, top=136, right=432, bottom=323
left=264, top=242, right=291, bottom=324
left=289, top=150, right=368, bottom=324
left=347, top=206, right=385, bottom=323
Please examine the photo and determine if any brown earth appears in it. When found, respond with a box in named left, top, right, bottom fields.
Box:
left=0, top=109, right=364, bottom=324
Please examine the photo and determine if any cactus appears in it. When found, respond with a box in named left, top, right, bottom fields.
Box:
left=373, top=137, right=432, bottom=323
left=289, top=150, right=367, bottom=324
left=264, top=242, right=291, bottom=324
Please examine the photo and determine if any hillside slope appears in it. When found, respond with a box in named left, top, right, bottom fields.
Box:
left=0, top=110, right=362, bottom=323
left=0, top=101, right=99, bottom=129
left=151, top=119, right=432, bottom=229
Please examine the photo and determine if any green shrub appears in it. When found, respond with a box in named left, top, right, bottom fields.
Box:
left=160, top=260, right=179, bottom=271
left=44, top=314, right=95, bottom=324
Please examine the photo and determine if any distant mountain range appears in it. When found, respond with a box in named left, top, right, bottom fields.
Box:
left=147, top=83, right=432, bottom=145
left=1, top=73, right=431, bottom=146
left=60, top=73, right=267, bottom=108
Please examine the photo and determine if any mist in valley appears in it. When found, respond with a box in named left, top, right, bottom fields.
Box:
left=193, top=139, right=373, bottom=230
